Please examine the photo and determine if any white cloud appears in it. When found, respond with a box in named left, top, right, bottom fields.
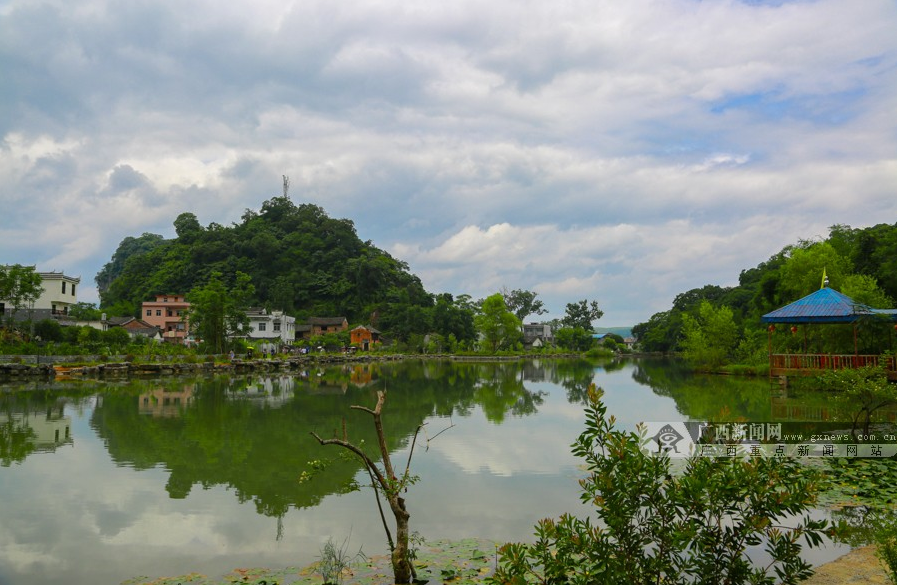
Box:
left=1, top=0, right=895, bottom=319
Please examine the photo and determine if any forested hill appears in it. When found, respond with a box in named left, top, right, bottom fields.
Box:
left=632, top=223, right=897, bottom=353
left=96, top=196, right=435, bottom=331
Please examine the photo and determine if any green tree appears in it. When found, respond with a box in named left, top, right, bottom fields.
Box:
left=474, top=294, right=521, bottom=353
left=819, top=364, right=897, bottom=439
left=561, top=299, right=603, bottom=332
left=33, top=319, right=63, bottom=342
left=554, top=327, right=594, bottom=352
left=501, top=288, right=547, bottom=322
left=68, top=302, right=103, bottom=320
left=186, top=271, right=255, bottom=353
left=680, top=300, right=739, bottom=369
left=840, top=273, right=893, bottom=308
left=492, top=386, right=828, bottom=585
left=777, top=242, right=851, bottom=302
left=102, top=327, right=132, bottom=351
left=173, top=212, right=203, bottom=243
left=95, top=233, right=166, bottom=296
left=0, top=264, right=43, bottom=325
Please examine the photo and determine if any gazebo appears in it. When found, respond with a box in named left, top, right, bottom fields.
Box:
left=762, top=286, right=897, bottom=379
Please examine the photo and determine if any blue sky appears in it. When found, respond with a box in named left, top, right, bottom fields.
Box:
left=2, top=0, right=896, bottom=326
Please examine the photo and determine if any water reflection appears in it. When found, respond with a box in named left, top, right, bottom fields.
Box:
left=0, top=358, right=855, bottom=585
left=1, top=391, right=73, bottom=466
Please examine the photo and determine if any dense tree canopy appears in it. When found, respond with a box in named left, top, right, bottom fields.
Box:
left=96, top=195, right=474, bottom=344
left=634, top=223, right=897, bottom=358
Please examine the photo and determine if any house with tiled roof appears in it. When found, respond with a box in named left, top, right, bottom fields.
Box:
left=245, top=308, right=296, bottom=346
left=350, top=325, right=381, bottom=350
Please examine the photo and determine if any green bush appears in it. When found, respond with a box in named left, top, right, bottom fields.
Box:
left=491, top=385, right=828, bottom=585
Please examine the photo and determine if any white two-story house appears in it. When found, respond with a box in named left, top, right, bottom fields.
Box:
left=245, top=308, right=295, bottom=350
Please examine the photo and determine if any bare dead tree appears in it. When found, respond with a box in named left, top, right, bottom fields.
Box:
left=310, top=390, right=421, bottom=584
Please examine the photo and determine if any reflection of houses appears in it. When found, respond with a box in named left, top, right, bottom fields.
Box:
left=0, top=407, right=73, bottom=453
left=350, top=364, right=377, bottom=386
left=231, top=376, right=297, bottom=407
left=762, top=286, right=897, bottom=380
left=350, top=325, right=381, bottom=350
left=522, top=359, right=548, bottom=382
left=523, top=323, right=553, bottom=348
left=139, top=385, right=195, bottom=417
left=296, top=317, right=349, bottom=341
left=245, top=308, right=296, bottom=346
left=141, top=294, right=190, bottom=344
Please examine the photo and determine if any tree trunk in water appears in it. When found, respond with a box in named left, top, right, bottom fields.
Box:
left=390, top=496, right=412, bottom=584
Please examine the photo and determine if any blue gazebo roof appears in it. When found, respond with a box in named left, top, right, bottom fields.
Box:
left=762, top=287, right=896, bottom=324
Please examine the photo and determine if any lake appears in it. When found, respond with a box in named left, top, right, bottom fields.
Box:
left=0, top=357, right=847, bottom=584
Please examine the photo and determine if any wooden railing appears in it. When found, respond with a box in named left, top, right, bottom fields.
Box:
left=770, top=353, right=897, bottom=379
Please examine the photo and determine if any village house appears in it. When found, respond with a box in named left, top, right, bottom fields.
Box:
left=1, top=269, right=81, bottom=321
left=103, top=316, right=163, bottom=341
left=296, top=316, right=349, bottom=341
left=141, top=294, right=190, bottom=344
left=523, top=322, right=553, bottom=348
left=245, top=308, right=296, bottom=349
left=350, top=325, right=381, bottom=350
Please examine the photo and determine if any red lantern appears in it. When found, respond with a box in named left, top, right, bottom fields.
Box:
left=767, top=325, right=776, bottom=332
left=790, top=326, right=798, bottom=334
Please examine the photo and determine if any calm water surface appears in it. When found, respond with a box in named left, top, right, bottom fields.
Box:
left=0, top=358, right=844, bottom=585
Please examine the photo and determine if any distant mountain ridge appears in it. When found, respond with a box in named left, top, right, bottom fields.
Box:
left=594, top=326, right=632, bottom=338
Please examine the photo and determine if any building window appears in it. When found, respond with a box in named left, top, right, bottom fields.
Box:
left=62, top=282, right=66, bottom=294
left=167, top=310, right=172, bottom=317
left=146, top=309, right=151, bottom=316
left=156, top=310, right=162, bottom=316
left=259, top=323, right=267, bottom=331
left=273, top=322, right=281, bottom=332
left=72, top=284, right=76, bottom=296
left=163, top=297, right=168, bottom=302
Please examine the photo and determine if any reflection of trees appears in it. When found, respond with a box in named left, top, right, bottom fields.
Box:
left=1, top=413, right=37, bottom=465
left=544, top=358, right=598, bottom=405
left=89, top=361, right=555, bottom=527
left=633, top=358, right=776, bottom=420
left=630, top=358, right=693, bottom=392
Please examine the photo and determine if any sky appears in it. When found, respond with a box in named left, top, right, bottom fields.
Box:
left=2, top=0, right=896, bottom=327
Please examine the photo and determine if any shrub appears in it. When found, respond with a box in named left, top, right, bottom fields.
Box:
left=491, top=384, right=829, bottom=585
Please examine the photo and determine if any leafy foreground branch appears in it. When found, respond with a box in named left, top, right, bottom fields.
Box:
left=491, top=385, right=830, bottom=585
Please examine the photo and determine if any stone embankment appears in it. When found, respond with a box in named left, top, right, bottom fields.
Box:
left=0, top=353, right=409, bottom=381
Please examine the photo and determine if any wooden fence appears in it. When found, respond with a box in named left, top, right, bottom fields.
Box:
left=769, top=353, right=897, bottom=380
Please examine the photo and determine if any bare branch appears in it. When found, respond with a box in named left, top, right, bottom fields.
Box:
left=427, top=419, right=456, bottom=449
left=403, top=424, right=424, bottom=480
left=309, top=431, right=388, bottom=487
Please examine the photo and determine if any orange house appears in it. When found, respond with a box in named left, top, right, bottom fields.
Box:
left=350, top=325, right=381, bottom=350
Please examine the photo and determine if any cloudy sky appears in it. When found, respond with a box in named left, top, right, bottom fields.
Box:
left=2, top=0, right=896, bottom=326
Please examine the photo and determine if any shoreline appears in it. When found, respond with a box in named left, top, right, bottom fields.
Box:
left=0, top=352, right=591, bottom=382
